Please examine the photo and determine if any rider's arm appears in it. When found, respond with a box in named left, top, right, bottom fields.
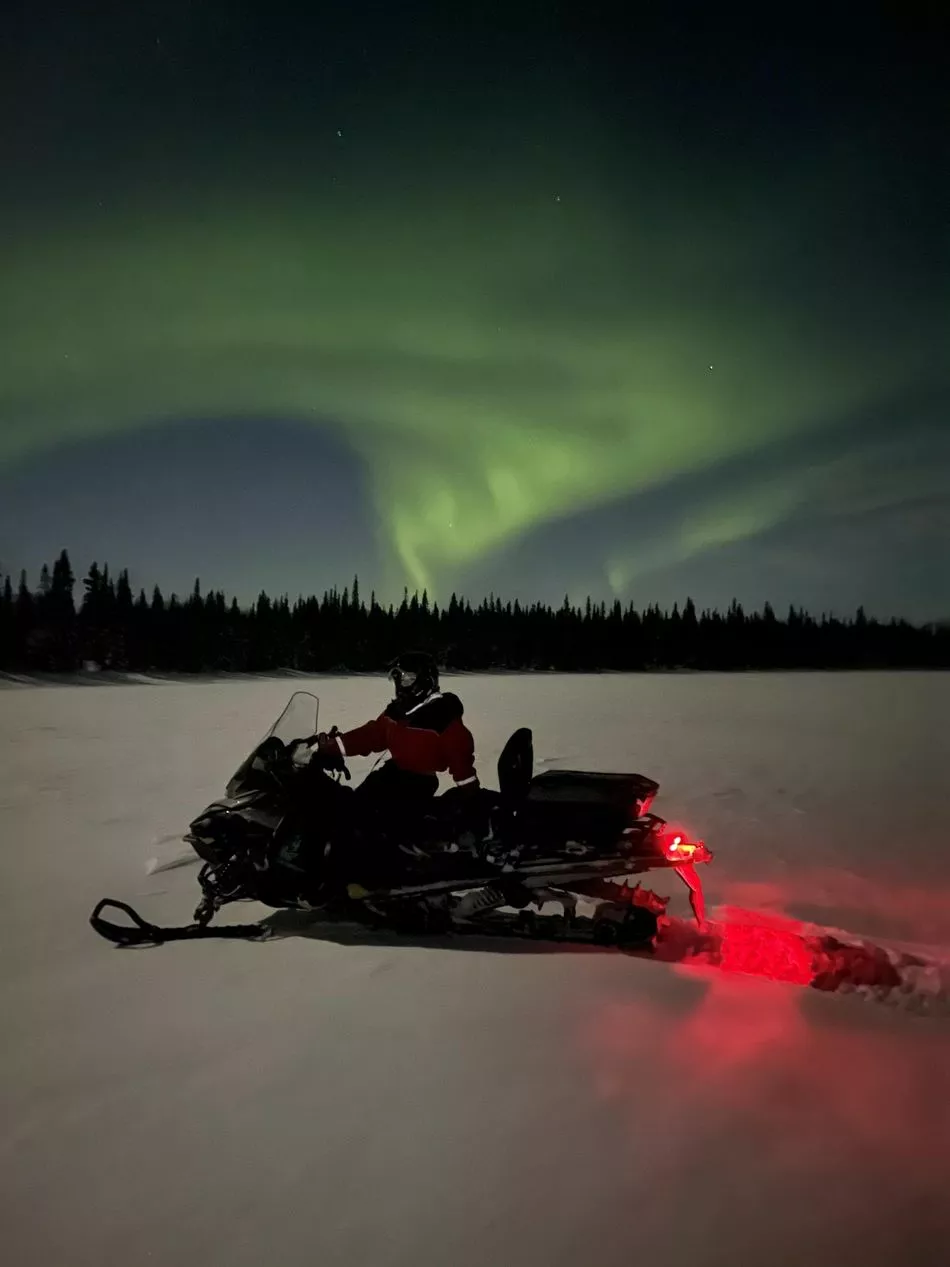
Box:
left=443, top=718, right=478, bottom=786
left=335, top=714, right=392, bottom=758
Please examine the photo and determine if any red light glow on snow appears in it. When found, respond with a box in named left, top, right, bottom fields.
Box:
left=712, top=908, right=815, bottom=986
left=647, top=906, right=820, bottom=988
left=582, top=970, right=950, bottom=1185
left=722, top=870, right=950, bottom=945
left=578, top=874, right=950, bottom=1210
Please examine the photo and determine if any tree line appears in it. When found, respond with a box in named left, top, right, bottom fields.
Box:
left=1, top=550, right=947, bottom=675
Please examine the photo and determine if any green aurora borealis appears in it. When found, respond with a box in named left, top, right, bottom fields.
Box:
left=1, top=5, right=946, bottom=611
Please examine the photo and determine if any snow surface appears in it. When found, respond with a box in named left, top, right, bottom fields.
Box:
left=1, top=672, right=949, bottom=1266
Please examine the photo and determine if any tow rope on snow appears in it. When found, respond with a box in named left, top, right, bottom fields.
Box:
left=89, top=899, right=271, bottom=947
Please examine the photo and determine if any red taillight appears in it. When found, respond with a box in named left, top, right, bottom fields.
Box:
left=659, top=827, right=709, bottom=863
left=666, top=833, right=696, bottom=858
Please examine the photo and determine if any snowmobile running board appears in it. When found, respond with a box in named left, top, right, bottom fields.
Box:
left=340, top=856, right=708, bottom=926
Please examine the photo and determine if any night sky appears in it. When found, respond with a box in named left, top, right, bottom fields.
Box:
left=1, top=3, right=947, bottom=618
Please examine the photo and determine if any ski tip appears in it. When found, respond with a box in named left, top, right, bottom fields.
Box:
left=89, top=897, right=271, bottom=947
left=89, top=898, right=165, bottom=947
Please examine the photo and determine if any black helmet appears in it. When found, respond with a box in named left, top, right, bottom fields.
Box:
left=387, top=650, right=439, bottom=708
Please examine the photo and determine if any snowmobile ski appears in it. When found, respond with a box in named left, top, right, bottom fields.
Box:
left=89, top=895, right=660, bottom=951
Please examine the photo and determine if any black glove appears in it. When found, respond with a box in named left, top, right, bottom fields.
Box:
left=311, top=730, right=350, bottom=779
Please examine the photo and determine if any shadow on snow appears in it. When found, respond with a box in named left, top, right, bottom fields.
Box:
left=254, top=904, right=950, bottom=1019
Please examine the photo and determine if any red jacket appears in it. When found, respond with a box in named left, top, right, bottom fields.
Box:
left=337, top=691, right=478, bottom=786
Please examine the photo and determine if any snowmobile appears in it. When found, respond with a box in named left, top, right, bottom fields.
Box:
left=90, top=691, right=712, bottom=949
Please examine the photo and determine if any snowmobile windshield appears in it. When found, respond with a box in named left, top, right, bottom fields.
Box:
left=226, top=691, right=320, bottom=797
left=261, top=691, right=320, bottom=746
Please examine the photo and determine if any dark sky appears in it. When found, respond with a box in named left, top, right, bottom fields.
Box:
left=1, top=2, right=947, bottom=618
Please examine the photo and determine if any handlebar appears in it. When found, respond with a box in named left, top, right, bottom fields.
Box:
left=291, top=731, right=351, bottom=781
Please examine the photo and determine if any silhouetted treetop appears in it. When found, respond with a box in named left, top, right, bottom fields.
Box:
left=0, top=549, right=947, bottom=675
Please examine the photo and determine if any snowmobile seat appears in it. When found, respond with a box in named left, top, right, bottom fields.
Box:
left=519, top=769, right=659, bottom=845
left=497, top=727, right=534, bottom=801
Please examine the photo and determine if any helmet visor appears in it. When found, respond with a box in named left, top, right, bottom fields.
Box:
left=389, top=666, right=418, bottom=692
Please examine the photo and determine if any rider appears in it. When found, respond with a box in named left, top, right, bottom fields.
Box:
left=313, top=650, right=480, bottom=847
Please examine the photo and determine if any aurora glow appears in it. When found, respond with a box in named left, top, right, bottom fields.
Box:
left=1, top=5, right=946, bottom=614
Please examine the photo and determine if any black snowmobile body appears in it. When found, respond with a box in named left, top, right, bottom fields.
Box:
left=180, top=691, right=712, bottom=942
